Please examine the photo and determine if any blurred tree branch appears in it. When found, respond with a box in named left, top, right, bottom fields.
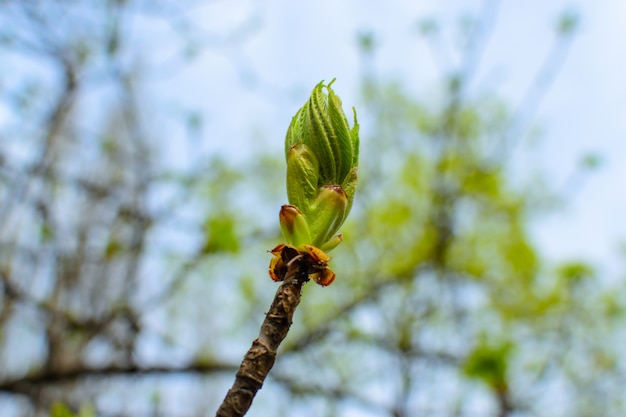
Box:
left=0, top=362, right=238, bottom=397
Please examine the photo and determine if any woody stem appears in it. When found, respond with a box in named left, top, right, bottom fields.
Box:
left=215, top=260, right=309, bottom=417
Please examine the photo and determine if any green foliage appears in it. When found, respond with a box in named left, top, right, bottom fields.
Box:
left=201, top=214, right=240, bottom=254
left=50, top=403, right=94, bottom=417
left=463, top=341, right=512, bottom=391
left=357, top=32, right=375, bottom=52
left=40, top=222, right=54, bottom=242
left=581, top=153, right=602, bottom=170
left=104, top=236, right=123, bottom=260
left=557, top=9, right=580, bottom=35
left=557, top=261, right=594, bottom=283
left=50, top=403, right=75, bottom=417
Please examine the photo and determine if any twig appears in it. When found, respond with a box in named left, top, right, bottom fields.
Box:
left=0, top=362, right=237, bottom=396
left=215, top=259, right=309, bottom=417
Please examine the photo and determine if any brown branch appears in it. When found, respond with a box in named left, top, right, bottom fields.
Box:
left=0, top=362, right=238, bottom=396
left=215, top=259, right=310, bottom=417
left=496, top=385, right=514, bottom=417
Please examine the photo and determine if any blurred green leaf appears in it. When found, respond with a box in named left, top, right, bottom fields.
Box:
left=463, top=341, right=512, bottom=391
left=40, top=222, right=54, bottom=242
left=581, top=153, right=602, bottom=170
left=201, top=215, right=240, bottom=254
left=104, top=236, right=123, bottom=260
left=50, top=403, right=76, bottom=417
left=557, top=9, right=580, bottom=35
left=50, top=403, right=93, bottom=417
left=557, top=261, right=594, bottom=282
left=357, top=32, right=375, bottom=52
left=417, top=18, right=438, bottom=36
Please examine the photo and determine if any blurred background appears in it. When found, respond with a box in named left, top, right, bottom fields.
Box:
left=1, top=1, right=625, bottom=416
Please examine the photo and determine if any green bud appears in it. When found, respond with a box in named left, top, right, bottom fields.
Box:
left=279, top=205, right=311, bottom=247
left=282, top=79, right=359, bottom=252
left=320, top=233, right=343, bottom=252
left=307, top=185, right=349, bottom=248
left=285, top=79, right=359, bottom=188
left=286, top=143, right=319, bottom=216
left=341, top=167, right=358, bottom=218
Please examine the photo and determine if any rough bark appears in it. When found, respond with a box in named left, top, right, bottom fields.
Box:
left=215, top=260, right=309, bottom=417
